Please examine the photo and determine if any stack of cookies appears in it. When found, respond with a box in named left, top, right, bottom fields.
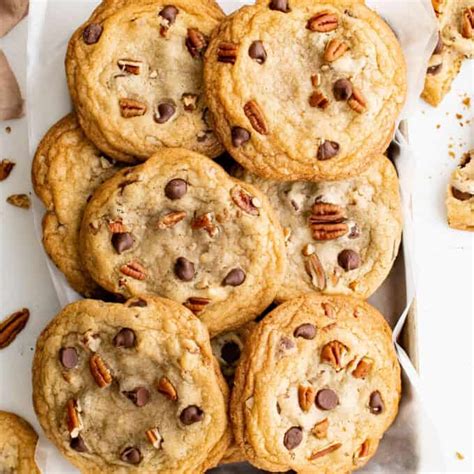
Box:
left=28, top=0, right=408, bottom=472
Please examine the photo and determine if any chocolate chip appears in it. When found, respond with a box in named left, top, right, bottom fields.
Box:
left=427, top=63, right=443, bottom=75
left=317, top=141, right=340, bottom=160
left=280, top=336, right=295, bottom=350
left=70, top=435, right=87, bottom=452
left=283, top=427, right=303, bottom=450
left=154, top=102, right=176, bottom=123
left=293, top=323, right=316, bottom=340
left=249, top=41, right=267, bottom=64
left=59, top=347, right=78, bottom=369
left=159, top=5, right=179, bottom=24
left=348, top=224, right=360, bottom=239
left=231, top=127, right=251, bottom=147
left=269, top=0, right=290, bottom=13
left=433, top=32, right=443, bottom=55
left=221, top=341, right=241, bottom=364
left=111, top=232, right=134, bottom=254
left=333, top=79, right=353, bottom=101
left=451, top=187, right=473, bottom=201
left=369, top=391, right=384, bottom=414
left=338, top=249, right=361, bottom=271
left=127, top=298, right=147, bottom=307
left=113, top=328, right=136, bottom=348
left=165, top=179, right=187, bottom=200
left=222, top=268, right=246, bottom=286
left=83, top=24, right=103, bottom=44
left=174, top=257, right=195, bottom=281
left=121, top=447, right=142, bottom=465
left=123, top=387, right=150, bottom=407
left=315, top=389, right=338, bottom=410
left=180, top=405, right=204, bottom=425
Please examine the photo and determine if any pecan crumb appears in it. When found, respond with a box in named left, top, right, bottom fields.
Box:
left=0, top=160, right=15, bottom=181
left=6, top=194, right=30, bottom=209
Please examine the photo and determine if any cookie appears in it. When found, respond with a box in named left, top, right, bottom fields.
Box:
left=66, top=0, right=225, bottom=163
left=0, top=411, right=40, bottom=474
left=231, top=294, right=401, bottom=473
left=446, top=150, right=474, bottom=231
left=237, top=154, right=402, bottom=301
left=32, top=114, right=122, bottom=297
left=79, top=148, right=286, bottom=336
left=204, top=0, right=407, bottom=181
left=32, top=296, right=231, bottom=473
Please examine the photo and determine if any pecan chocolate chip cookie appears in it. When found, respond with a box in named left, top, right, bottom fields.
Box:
left=231, top=294, right=401, bottom=473
left=204, top=0, right=407, bottom=181
left=237, top=154, right=402, bottom=300
left=446, top=150, right=474, bottom=231
left=32, top=114, right=122, bottom=297
left=33, top=296, right=231, bottom=473
left=0, top=411, right=40, bottom=474
left=66, top=0, right=225, bottom=163
left=79, top=148, right=286, bottom=336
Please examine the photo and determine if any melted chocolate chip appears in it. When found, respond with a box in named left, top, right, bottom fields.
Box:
left=121, top=447, right=142, bottom=465
left=123, top=387, right=150, bottom=407
left=174, top=257, right=195, bottom=281
left=222, top=268, right=246, bottom=286
left=369, top=391, right=384, bottom=414
left=427, top=63, right=443, bottom=75
left=83, top=24, right=103, bottom=44
left=315, top=389, right=339, bottom=410
left=180, top=405, right=204, bottom=425
left=452, top=187, right=473, bottom=201
left=283, top=426, right=303, bottom=450
left=249, top=41, right=267, bottom=64
left=221, top=341, right=241, bottom=364
left=231, top=127, right=251, bottom=147
left=348, top=224, right=361, bottom=239
left=59, top=347, right=78, bottom=369
left=154, top=102, right=176, bottom=123
left=293, top=323, right=316, bottom=340
left=112, top=232, right=134, bottom=254
left=159, top=5, right=179, bottom=24
left=269, top=0, right=290, bottom=13
left=165, top=179, right=187, bottom=200
left=338, top=249, right=361, bottom=271
left=70, top=435, right=87, bottom=452
left=113, top=328, right=136, bottom=348
left=280, top=337, right=295, bottom=350
left=433, top=32, right=444, bottom=55
left=317, top=141, right=340, bottom=160
left=333, top=78, right=353, bottom=101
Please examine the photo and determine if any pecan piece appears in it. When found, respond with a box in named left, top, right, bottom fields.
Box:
left=0, top=160, right=15, bottom=181
left=321, top=340, right=348, bottom=370
left=191, top=212, right=218, bottom=237
left=157, top=376, right=178, bottom=401
left=312, top=418, right=329, bottom=439
left=181, top=93, right=198, bottom=112
left=307, top=12, right=339, bottom=32
left=309, top=90, right=330, bottom=109
left=324, top=38, right=349, bottom=62
left=305, top=254, right=326, bottom=290
left=119, top=98, right=147, bottom=118
left=352, top=357, right=373, bottom=379
left=184, top=297, right=210, bottom=315
left=309, top=443, right=342, bottom=460
left=298, top=385, right=316, bottom=412
left=157, top=211, right=186, bottom=229
left=117, top=59, right=142, bottom=75
left=186, top=28, right=208, bottom=57
left=217, top=42, right=238, bottom=64
left=120, top=261, right=147, bottom=280
left=108, top=219, right=126, bottom=233
left=353, top=439, right=371, bottom=463
left=231, top=186, right=260, bottom=216
left=146, top=428, right=163, bottom=449
left=243, top=100, right=269, bottom=135
left=462, top=7, right=474, bottom=39
left=322, top=302, right=336, bottom=319
left=348, top=87, right=367, bottom=113
left=0, top=308, right=29, bottom=349
left=6, top=194, right=30, bottom=209
left=89, top=354, right=112, bottom=388
left=66, top=399, right=83, bottom=438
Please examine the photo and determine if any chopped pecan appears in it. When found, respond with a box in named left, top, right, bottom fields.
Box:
left=66, top=399, right=83, bottom=438
left=231, top=186, right=260, bottom=216
left=120, top=261, right=146, bottom=280
left=320, top=340, right=348, bottom=370
left=184, top=297, right=210, bottom=315
left=324, top=38, right=349, bottom=62
left=119, top=98, right=147, bottom=118
left=191, top=212, right=218, bottom=237
left=352, top=357, right=373, bottom=379
left=305, top=254, right=326, bottom=290
left=302, top=243, right=316, bottom=256
left=348, top=87, right=367, bottom=113
left=243, top=100, right=269, bottom=135
left=309, top=443, right=342, bottom=460
left=298, top=385, right=316, bottom=412
left=146, top=428, right=163, bottom=449
left=312, top=418, right=328, bottom=439
left=117, top=59, right=142, bottom=75
left=186, top=28, right=208, bottom=57
left=217, top=42, right=238, bottom=64
left=354, top=439, right=371, bottom=463
left=307, top=12, right=339, bottom=32
left=6, top=194, right=30, bottom=209
left=321, top=302, right=336, bottom=319
left=309, top=90, right=330, bottom=109
left=0, top=308, right=29, bottom=349
left=108, top=219, right=126, bottom=233
left=157, top=211, right=186, bottom=229
left=89, top=354, right=112, bottom=388
left=311, top=73, right=321, bottom=87
left=181, top=93, right=198, bottom=112
left=462, top=7, right=474, bottom=39
left=157, top=376, right=178, bottom=401
left=0, top=160, right=15, bottom=181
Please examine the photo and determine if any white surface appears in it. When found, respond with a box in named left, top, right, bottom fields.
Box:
left=0, top=4, right=472, bottom=474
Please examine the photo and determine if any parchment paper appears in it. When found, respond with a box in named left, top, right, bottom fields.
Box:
left=24, top=0, right=444, bottom=472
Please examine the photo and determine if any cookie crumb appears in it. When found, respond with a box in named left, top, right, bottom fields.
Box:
left=6, top=194, right=31, bottom=209
left=455, top=113, right=463, bottom=120
left=5, top=126, right=11, bottom=134
left=449, top=151, right=455, bottom=159
left=455, top=452, right=464, bottom=460
left=462, top=97, right=471, bottom=108
left=436, top=124, right=441, bottom=129
left=0, top=160, right=15, bottom=181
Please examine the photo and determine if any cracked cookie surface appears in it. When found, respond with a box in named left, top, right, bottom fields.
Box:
left=32, top=114, right=122, bottom=297
left=32, top=296, right=231, bottom=473
left=204, top=0, right=407, bottom=181
left=237, top=154, right=402, bottom=301
left=79, top=148, right=286, bottom=336
left=66, top=0, right=225, bottom=163
left=231, top=294, right=401, bottom=473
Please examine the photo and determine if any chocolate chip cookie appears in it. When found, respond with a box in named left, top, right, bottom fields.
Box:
left=0, top=411, right=40, bottom=474
left=79, top=148, right=286, bottom=336
left=32, top=114, right=122, bottom=297
left=446, top=150, right=474, bottom=231
left=204, top=0, right=407, bottom=181
left=33, top=296, right=231, bottom=473
left=231, top=294, right=401, bottom=473
left=66, top=0, right=225, bottom=163
left=237, top=154, right=402, bottom=301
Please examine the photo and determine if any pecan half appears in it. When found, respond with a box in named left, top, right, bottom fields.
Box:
left=186, top=28, right=208, bottom=57
left=117, top=59, right=142, bottom=75
left=6, top=194, right=30, bottom=209
left=120, top=261, right=146, bottom=280
left=231, top=186, right=260, bottom=216
left=352, top=357, right=373, bottom=379
left=324, top=38, right=349, bottom=62
left=298, top=385, right=316, bottom=412
left=119, top=98, right=147, bottom=118
left=184, top=297, right=210, bottom=315
left=354, top=439, right=371, bottom=463
left=307, top=12, right=339, bottom=32
left=309, top=202, right=348, bottom=241
left=348, top=87, right=367, bottom=113
left=89, top=354, right=112, bottom=388
left=0, top=308, right=29, bottom=349
left=309, top=443, right=342, bottom=460
left=462, top=8, right=474, bottom=39
left=191, top=212, right=218, bottom=237
left=312, top=418, right=329, bottom=439
left=0, top=160, right=15, bottom=181
left=217, top=42, right=238, bottom=64
left=320, top=340, right=348, bottom=370
left=311, top=222, right=348, bottom=240
left=146, top=428, right=163, bottom=449
left=309, top=90, right=330, bottom=109
left=157, top=376, right=178, bottom=401
left=305, top=254, right=326, bottom=290
left=66, top=399, right=83, bottom=438
left=243, top=100, right=269, bottom=135
left=157, top=211, right=186, bottom=230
